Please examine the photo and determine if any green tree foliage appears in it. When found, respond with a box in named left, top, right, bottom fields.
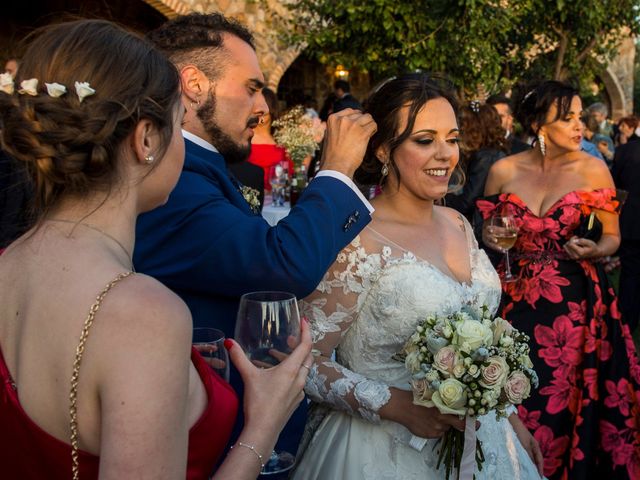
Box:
left=285, top=0, right=640, bottom=95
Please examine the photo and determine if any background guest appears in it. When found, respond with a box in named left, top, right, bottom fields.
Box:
left=246, top=87, right=294, bottom=192
left=332, top=79, right=362, bottom=113
left=486, top=93, right=531, bottom=154
left=616, top=115, right=639, bottom=145
left=612, top=137, right=640, bottom=333
left=479, top=80, right=640, bottom=479
left=445, top=101, right=508, bottom=220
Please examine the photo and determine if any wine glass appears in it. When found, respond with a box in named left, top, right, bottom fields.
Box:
left=192, top=328, right=230, bottom=382
left=484, top=214, right=519, bottom=282
left=269, top=164, right=286, bottom=207
left=234, top=291, right=301, bottom=475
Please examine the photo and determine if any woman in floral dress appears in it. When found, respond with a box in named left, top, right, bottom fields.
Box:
left=478, top=80, right=640, bottom=479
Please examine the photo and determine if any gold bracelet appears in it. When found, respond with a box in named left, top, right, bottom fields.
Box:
left=230, top=441, right=265, bottom=469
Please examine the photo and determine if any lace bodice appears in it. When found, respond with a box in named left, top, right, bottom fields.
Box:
left=300, top=216, right=501, bottom=423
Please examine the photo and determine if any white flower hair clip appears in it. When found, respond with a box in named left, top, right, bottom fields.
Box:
left=45, top=82, right=67, bottom=98
left=0, top=73, right=14, bottom=95
left=18, top=78, right=38, bottom=96
left=75, top=81, right=95, bottom=103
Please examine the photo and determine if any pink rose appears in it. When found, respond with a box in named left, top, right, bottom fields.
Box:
left=411, top=378, right=434, bottom=407
left=433, top=346, right=458, bottom=376
left=479, top=356, right=508, bottom=388
left=504, top=371, right=531, bottom=404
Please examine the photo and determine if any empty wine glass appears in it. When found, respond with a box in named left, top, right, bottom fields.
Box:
left=484, top=214, right=519, bottom=282
left=234, top=291, right=301, bottom=475
left=192, top=328, right=229, bottom=382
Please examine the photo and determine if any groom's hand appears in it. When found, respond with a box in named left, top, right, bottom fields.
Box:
left=320, top=108, right=377, bottom=179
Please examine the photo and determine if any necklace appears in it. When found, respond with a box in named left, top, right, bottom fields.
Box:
left=47, top=218, right=135, bottom=271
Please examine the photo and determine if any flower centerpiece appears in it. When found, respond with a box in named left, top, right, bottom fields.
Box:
left=398, top=305, right=538, bottom=480
left=272, top=105, right=319, bottom=171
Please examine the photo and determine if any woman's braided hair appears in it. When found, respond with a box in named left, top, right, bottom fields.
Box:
left=0, top=19, right=181, bottom=219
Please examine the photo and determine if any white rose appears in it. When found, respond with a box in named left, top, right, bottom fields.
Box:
left=455, top=319, right=493, bottom=352
left=433, top=346, right=458, bottom=375
left=0, top=73, right=14, bottom=94
left=492, top=317, right=514, bottom=346
left=431, top=378, right=467, bottom=415
left=479, top=356, right=509, bottom=388
left=45, top=82, right=67, bottom=98
left=18, top=78, right=38, bottom=96
left=75, top=81, right=95, bottom=103
left=504, top=371, right=531, bottom=404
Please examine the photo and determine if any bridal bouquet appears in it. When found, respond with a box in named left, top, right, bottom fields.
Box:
left=272, top=105, right=319, bottom=169
left=399, top=305, right=538, bottom=480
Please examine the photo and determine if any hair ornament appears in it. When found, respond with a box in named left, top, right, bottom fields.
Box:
left=522, top=89, right=535, bottom=104
left=18, top=78, right=38, bottom=96
left=0, top=73, right=14, bottom=94
left=45, top=82, right=67, bottom=98
left=75, top=81, right=95, bottom=103
left=469, top=100, right=481, bottom=113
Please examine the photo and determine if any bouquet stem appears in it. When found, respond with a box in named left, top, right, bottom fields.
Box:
left=435, top=429, right=483, bottom=480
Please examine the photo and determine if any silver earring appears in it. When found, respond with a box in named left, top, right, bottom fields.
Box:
left=144, top=155, right=154, bottom=164
left=537, top=134, right=546, bottom=156
left=190, top=98, right=200, bottom=109
left=381, top=162, right=389, bottom=177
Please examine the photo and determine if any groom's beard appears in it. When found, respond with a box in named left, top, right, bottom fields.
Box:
left=197, top=90, right=256, bottom=165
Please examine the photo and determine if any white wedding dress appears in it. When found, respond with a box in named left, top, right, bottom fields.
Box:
left=291, top=218, right=542, bottom=480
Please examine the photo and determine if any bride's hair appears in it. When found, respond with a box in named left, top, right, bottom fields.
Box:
left=0, top=19, right=181, bottom=221
left=355, top=73, right=464, bottom=192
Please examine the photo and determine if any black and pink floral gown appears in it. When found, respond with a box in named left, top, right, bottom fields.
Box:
left=477, top=188, right=640, bottom=480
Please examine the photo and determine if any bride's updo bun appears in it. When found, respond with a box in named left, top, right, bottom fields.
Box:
left=0, top=19, right=181, bottom=217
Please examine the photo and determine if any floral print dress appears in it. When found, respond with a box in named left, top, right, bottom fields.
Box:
left=477, top=188, right=640, bottom=480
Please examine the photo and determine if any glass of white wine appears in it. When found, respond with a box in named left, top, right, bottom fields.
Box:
left=484, top=214, right=519, bottom=282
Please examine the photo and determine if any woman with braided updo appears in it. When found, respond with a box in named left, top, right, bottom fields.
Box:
left=0, top=19, right=311, bottom=479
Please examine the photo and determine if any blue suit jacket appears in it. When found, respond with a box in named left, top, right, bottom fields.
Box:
left=134, top=138, right=370, bottom=455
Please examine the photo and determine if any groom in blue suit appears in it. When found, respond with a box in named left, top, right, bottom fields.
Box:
left=134, top=13, right=376, bottom=459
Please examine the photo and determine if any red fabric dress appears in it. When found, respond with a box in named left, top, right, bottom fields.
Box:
left=248, top=143, right=294, bottom=190
left=477, top=188, right=640, bottom=480
left=0, top=346, right=238, bottom=479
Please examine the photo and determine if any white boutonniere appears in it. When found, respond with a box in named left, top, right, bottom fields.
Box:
left=45, top=82, right=67, bottom=98
left=240, top=185, right=261, bottom=214
left=0, top=73, right=14, bottom=94
left=75, top=81, right=95, bottom=103
left=18, top=78, right=38, bottom=96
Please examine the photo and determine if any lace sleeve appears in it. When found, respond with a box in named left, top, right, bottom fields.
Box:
left=299, top=236, right=392, bottom=424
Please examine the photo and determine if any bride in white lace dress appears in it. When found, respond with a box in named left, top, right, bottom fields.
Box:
left=292, top=74, right=544, bottom=480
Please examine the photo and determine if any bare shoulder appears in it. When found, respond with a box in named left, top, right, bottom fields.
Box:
left=485, top=154, right=519, bottom=195
left=436, top=206, right=469, bottom=234
left=91, top=273, right=192, bottom=355
left=576, top=152, right=615, bottom=189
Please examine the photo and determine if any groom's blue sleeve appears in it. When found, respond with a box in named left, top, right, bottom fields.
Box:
left=134, top=172, right=370, bottom=300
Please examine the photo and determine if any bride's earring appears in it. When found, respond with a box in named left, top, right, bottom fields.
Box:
left=381, top=162, right=389, bottom=177
left=537, top=133, right=546, bottom=156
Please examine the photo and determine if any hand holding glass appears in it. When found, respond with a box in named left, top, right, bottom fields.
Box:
left=235, top=291, right=301, bottom=475
left=484, top=214, right=519, bottom=282
left=192, top=328, right=229, bottom=382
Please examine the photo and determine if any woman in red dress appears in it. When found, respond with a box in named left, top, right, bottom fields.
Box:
left=0, top=19, right=311, bottom=480
left=248, top=87, right=294, bottom=190
left=478, top=80, right=640, bottom=480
